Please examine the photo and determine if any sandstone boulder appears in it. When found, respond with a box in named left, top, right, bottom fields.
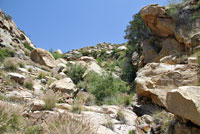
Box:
left=83, top=61, right=104, bottom=77
left=135, top=63, right=198, bottom=107
left=49, top=77, right=77, bottom=97
left=140, top=4, right=174, bottom=37
left=30, top=48, right=56, bottom=68
left=166, top=86, right=200, bottom=126
left=8, top=73, right=25, bottom=84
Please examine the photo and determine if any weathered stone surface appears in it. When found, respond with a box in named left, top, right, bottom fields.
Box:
left=140, top=4, right=200, bottom=47
left=14, top=49, right=26, bottom=60
left=30, top=99, right=45, bottom=111
left=6, top=90, right=33, bottom=101
left=83, top=61, right=104, bottom=77
left=135, top=63, right=198, bottom=107
left=30, top=48, right=56, bottom=68
left=8, top=73, right=25, bottom=84
left=143, top=38, right=183, bottom=64
left=80, top=56, right=96, bottom=62
left=166, top=86, right=200, bottom=126
left=188, top=57, right=197, bottom=65
left=49, top=78, right=77, bottom=97
left=140, top=4, right=174, bottom=37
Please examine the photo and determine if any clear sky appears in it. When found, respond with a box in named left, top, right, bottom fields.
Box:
left=1, top=0, right=167, bottom=52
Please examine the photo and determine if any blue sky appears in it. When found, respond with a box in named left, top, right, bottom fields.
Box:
left=1, top=0, right=167, bottom=52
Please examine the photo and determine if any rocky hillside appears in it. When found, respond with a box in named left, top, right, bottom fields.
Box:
left=0, top=0, right=200, bottom=134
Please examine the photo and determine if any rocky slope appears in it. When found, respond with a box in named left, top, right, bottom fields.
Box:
left=0, top=1, right=200, bottom=134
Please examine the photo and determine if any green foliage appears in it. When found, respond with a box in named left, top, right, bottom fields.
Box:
left=25, top=125, right=41, bottom=134
left=18, top=62, right=25, bottom=68
left=37, top=72, right=47, bottom=79
left=121, top=62, right=137, bottom=85
left=129, top=130, right=136, bottom=134
left=0, top=48, right=14, bottom=62
left=85, top=72, right=130, bottom=105
left=49, top=48, right=64, bottom=60
left=65, top=64, right=86, bottom=84
left=116, top=110, right=127, bottom=124
left=23, top=42, right=33, bottom=51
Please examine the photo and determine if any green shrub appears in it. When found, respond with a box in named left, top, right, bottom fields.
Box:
left=116, top=110, right=127, bottom=124
left=103, top=120, right=114, bottom=130
left=51, top=52, right=64, bottom=60
left=86, top=72, right=130, bottom=105
left=25, top=125, right=41, bottom=134
left=24, top=80, right=33, bottom=90
left=23, top=42, right=33, bottom=51
left=0, top=48, right=14, bottom=62
left=71, top=102, right=83, bottom=114
left=65, top=64, right=86, bottom=84
left=129, top=130, right=136, bottom=134
left=37, top=72, right=47, bottom=79
left=4, top=59, right=18, bottom=72
left=42, top=90, right=59, bottom=110
left=18, top=62, right=25, bottom=68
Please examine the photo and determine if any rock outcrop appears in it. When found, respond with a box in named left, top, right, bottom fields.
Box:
left=166, top=86, right=200, bottom=126
left=135, top=63, right=198, bottom=107
left=140, top=4, right=200, bottom=47
left=30, top=48, right=56, bottom=68
left=49, top=77, right=77, bottom=97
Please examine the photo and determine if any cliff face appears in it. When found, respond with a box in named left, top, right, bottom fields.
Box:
left=140, top=2, right=200, bottom=64
left=134, top=1, right=200, bottom=134
left=0, top=9, right=35, bottom=50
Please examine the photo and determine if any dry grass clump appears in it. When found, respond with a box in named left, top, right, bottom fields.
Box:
left=43, top=113, right=97, bottom=134
left=24, top=78, right=33, bottom=90
left=42, top=90, right=60, bottom=110
left=0, top=102, right=24, bottom=134
left=75, top=91, right=95, bottom=106
left=4, top=59, right=18, bottom=72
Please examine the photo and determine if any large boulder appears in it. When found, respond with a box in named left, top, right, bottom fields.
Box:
left=8, top=73, right=25, bottom=84
left=140, top=4, right=174, bottom=37
left=30, top=48, right=56, bottom=68
left=166, top=86, right=200, bottom=126
left=49, top=77, right=77, bottom=97
left=135, top=63, right=198, bottom=107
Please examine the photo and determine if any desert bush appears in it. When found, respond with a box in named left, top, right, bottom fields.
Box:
left=103, top=120, right=114, bottom=130
left=65, top=64, right=86, bottom=84
left=85, top=72, right=130, bottom=105
left=37, top=72, right=47, bottom=79
left=129, top=130, right=136, bottom=134
left=49, top=48, right=64, bottom=60
left=75, top=91, right=95, bottom=106
left=42, top=90, right=59, bottom=110
left=71, top=102, right=83, bottom=114
left=116, top=110, right=127, bottom=124
left=23, top=41, right=33, bottom=51
left=0, top=48, right=14, bottom=62
left=25, top=125, right=41, bottom=134
left=43, top=113, right=96, bottom=134
left=0, top=102, right=24, bottom=133
left=4, top=59, right=18, bottom=72
left=24, top=80, right=33, bottom=90
left=18, top=62, right=25, bottom=68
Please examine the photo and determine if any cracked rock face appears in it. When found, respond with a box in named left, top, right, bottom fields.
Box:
left=167, top=86, right=200, bottom=126
left=30, top=48, right=56, bottom=68
left=135, top=63, right=198, bottom=107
